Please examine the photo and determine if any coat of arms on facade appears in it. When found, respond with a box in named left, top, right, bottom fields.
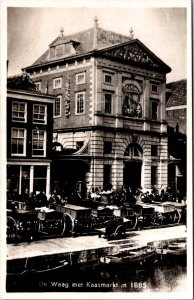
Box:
left=122, top=83, right=142, bottom=118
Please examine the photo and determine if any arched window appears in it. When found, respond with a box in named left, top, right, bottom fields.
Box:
left=124, top=143, right=142, bottom=159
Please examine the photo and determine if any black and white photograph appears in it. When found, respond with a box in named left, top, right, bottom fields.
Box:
left=0, top=0, right=193, bottom=298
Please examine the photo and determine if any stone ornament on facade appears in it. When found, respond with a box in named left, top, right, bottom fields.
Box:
left=64, top=75, right=71, bottom=117
left=122, top=83, right=142, bottom=118
left=103, top=43, right=159, bottom=70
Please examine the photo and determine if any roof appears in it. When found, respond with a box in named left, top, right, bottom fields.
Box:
left=24, top=21, right=171, bottom=74
left=31, top=26, right=130, bottom=66
left=166, top=79, right=187, bottom=107
left=7, top=73, right=42, bottom=94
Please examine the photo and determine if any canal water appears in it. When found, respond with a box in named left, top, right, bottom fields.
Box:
left=6, top=256, right=187, bottom=293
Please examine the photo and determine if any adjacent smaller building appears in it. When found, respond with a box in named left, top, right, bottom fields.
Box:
left=166, top=79, right=187, bottom=198
left=7, top=73, right=54, bottom=197
left=166, top=79, right=187, bottom=135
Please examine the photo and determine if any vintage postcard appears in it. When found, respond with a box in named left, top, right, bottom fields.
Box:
left=0, top=0, right=193, bottom=299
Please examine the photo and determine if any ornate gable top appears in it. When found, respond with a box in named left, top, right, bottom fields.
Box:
left=99, top=39, right=171, bottom=73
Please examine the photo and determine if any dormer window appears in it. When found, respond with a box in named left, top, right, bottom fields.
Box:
left=56, top=45, right=64, bottom=57
left=50, top=47, right=55, bottom=59
left=49, top=30, right=80, bottom=60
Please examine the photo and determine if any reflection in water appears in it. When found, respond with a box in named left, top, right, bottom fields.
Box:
left=6, top=258, right=187, bottom=293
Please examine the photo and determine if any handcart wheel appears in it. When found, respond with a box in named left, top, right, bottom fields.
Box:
left=7, top=216, right=17, bottom=241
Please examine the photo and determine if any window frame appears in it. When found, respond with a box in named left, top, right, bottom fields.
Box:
left=103, top=164, right=112, bottom=191
left=151, top=101, right=158, bottom=120
left=151, top=145, right=158, bottom=157
left=151, top=83, right=159, bottom=94
left=12, top=101, right=27, bottom=123
left=104, top=73, right=112, bottom=84
left=75, top=91, right=85, bottom=115
left=33, top=104, right=47, bottom=124
left=34, top=81, right=41, bottom=91
left=32, top=129, right=46, bottom=157
left=151, top=165, right=157, bottom=186
left=104, top=141, right=112, bottom=154
left=104, top=92, right=112, bottom=114
left=76, top=72, right=86, bottom=85
left=53, top=77, right=62, bottom=89
left=54, top=95, right=62, bottom=118
left=11, top=128, right=26, bottom=156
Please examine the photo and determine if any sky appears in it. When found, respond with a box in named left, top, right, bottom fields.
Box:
left=5, top=1, right=189, bottom=83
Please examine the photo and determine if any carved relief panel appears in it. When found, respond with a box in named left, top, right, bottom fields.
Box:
left=122, top=81, right=142, bottom=118
left=64, top=75, right=71, bottom=117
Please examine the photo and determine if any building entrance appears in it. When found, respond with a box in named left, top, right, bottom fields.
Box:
left=51, top=159, right=89, bottom=199
left=123, top=161, right=142, bottom=192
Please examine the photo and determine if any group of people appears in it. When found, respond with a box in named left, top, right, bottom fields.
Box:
left=87, top=185, right=184, bottom=206
left=7, top=184, right=184, bottom=211
left=7, top=190, right=56, bottom=209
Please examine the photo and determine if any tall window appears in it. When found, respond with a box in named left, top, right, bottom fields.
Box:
left=11, top=128, right=26, bottom=156
left=54, top=96, right=61, bottom=117
left=104, top=141, right=112, bottom=154
left=34, top=166, right=47, bottom=193
left=151, top=166, right=157, bottom=186
left=12, top=102, right=27, bottom=122
left=151, top=145, right=158, bottom=156
left=33, top=104, right=47, bottom=124
left=104, top=92, right=112, bottom=114
left=32, top=130, right=46, bottom=156
left=103, top=164, right=112, bottom=191
left=76, top=92, right=85, bottom=115
left=53, top=77, right=62, bottom=89
left=76, top=72, right=85, bottom=85
left=151, top=101, right=158, bottom=120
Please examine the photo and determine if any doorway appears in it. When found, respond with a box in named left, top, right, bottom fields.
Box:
left=123, top=161, right=142, bottom=192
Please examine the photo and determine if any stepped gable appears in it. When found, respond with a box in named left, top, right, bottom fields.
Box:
left=166, top=79, right=187, bottom=107
left=7, top=73, right=41, bottom=93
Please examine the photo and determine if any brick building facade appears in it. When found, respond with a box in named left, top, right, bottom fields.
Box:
left=23, top=18, right=171, bottom=195
left=7, top=73, right=54, bottom=196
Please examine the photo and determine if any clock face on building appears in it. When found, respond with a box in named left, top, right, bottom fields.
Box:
left=122, top=83, right=142, bottom=118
